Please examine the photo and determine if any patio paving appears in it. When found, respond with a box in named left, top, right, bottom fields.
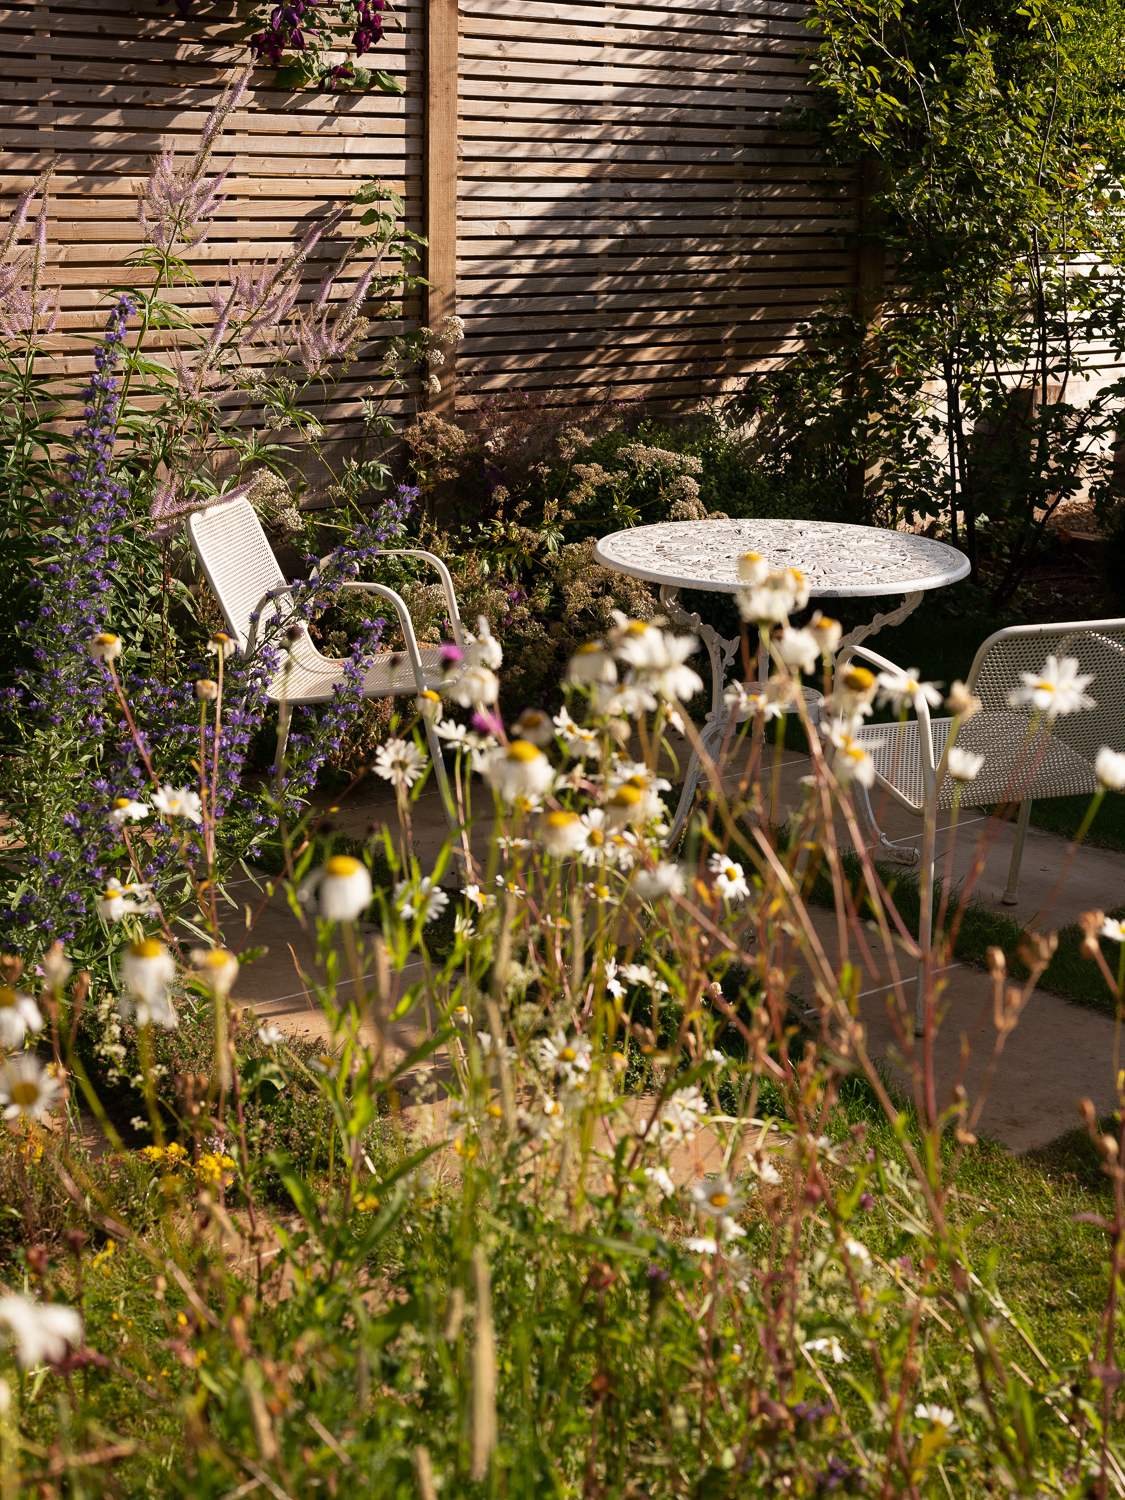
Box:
left=212, top=742, right=1124, bottom=1155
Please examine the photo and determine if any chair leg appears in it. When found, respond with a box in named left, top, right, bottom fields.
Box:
left=274, top=703, right=293, bottom=775
left=1001, top=799, right=1033, bottom=906
left=856, top=781, right=919, bottom=865
left=915, top=804, right=937, bottom=1037
left=424, top=714, right=470, bottom=878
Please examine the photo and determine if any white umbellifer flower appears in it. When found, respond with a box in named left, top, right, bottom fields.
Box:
left=1100, top=917, right=1125, bottom=943
left=633, top=862, right=686, bottom=901
left=448, top=664, right=500, bottom=708
left=394, top=876, right=449, bottom=924
left=645, top=1165, right=676, bottom=1198
left=539, top=809, right=589, bottom=857
left=152, top=786, right=203, bottom=823
left=736, top=551, right=768, bottom=586
left=876, top=667, right=943, bottom=716
left=108, top=797, right=150, bottom=827
left=1095, top=746, right=1125, bottom=791
left=804, top=1336, right=848, bottom=1365
left=686, top=1236, right=718, bottom=1256
left=809, top=611, right=842, bottom=656
left=946, top=747, right=984, bottom=782
left=88, top=632, right=122, bottom=662
left=737, top=568, right=809, bottom=625
left=689, top=1174, right=745, bottom=1218
left=0, top=1055, right=62, bottom=1121
left=466, top=616, right=503, bottom=670
left=258, top=1024, right=285, bottom=1047
left=777, top=627, right=820, bottom=675
left=512, top=707, right=554, bottom=746
left=566, top=640, right=617, bottom=686
left=708, top=851, right=750, bottom=903
left=415, top=689, right=443, bottom=723
left=0, top=1295, right=82, bottom=1369
left=723, top=681, right=783, bottom=724
left=372, top=737, right=428, bottom=792
left=828, top=726, right=880, bottom=788
left=190, top=947, right=240, bottom=997
left=1009, top=655, right=1096, bottom=720
left=482, top=740, right=554, bottom=802
left=97, top=878, right=157, bottom=923
left=915, top=1403, right=957, bottom=1431
left=0, top=986, right=44, bottom=1049
left=208, top=631, right=236, bottom=660
left=536, top=1029, right=592, bottom=1082
left=120, top=937, right=178, bottom=1029
left=299, top=855, right=372, bottom=923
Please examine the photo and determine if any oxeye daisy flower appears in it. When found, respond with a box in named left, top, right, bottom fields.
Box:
left=258, top=1024, right=285, bottom=1047
left=827, top=726, right=880, bottom=788
left=0, top=1054, right=62, bottom=1121
left=415, top=689, right=443, bottom=722
left=809, top=611, right=842, bottom=655
left=1100, top=917, right=1125, bottom=944
left=108, top=797, right=150, bottom=827
left=512, top=707, right=554, bottom=745
left=0, top=986, right=44, bottom=1049
left=190, top=947, right=240, bottom=997
left=195, top=678, right=219, bottom=700
left=915, top=1404, right=957, bottom=1431
left=536, top=1029, right=592, bottom=1082
left=0, top=1294, right=82, bottom=1368
left=372, top=737, right=427, bottom=792
left=632, top=862, right=686, bottom=901
left=466, top=616, right=503, bottom=670
left=97, top=878, right=157, bottom=923
left=736, top=551, right=768, bottom=585
left=448, top=663, right=500, bottom=709
left=1009, top=655, right=1095, bottom=719
left=946, top=747, right=984, bottom=782
left=483, top=740, right=554, bottom=802
left=707, top=851, right=750, bottom=903
left=566, top=640, right=616, bottom=686
left=120, top=937, right=178, bottom=1029
left=152, top=785, right=203, bottom=823
left=876, top=668, right=943, bottom=716
left=300, top=856, right=373, bottom=923
left=689, top=1174, right=745, bottom=1218
left=539, top=809, right=589, bottom=857
left=88, top=632, right=122, bottom=661
left=777, top=627, right=820, bottom=676
left=1095, top=746, right=1125, bottom=791
left=394, top=876, right=449, bottom=923
left=207, top=631, right=236, bottom=659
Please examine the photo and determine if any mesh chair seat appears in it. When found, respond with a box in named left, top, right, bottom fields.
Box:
left=267, top=634, right=448, bottom=705
left=852, top=710, right=1101, bottom=813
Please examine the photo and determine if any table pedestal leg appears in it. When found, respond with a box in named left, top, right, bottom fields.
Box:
left=659, top=587, right=741, bottom=845
left=660, top=587, right=927, bottom=849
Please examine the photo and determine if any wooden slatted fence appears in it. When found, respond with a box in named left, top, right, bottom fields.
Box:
left=0, top=0, right=855, bottom=442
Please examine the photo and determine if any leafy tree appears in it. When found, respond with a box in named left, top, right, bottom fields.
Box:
left=739, top=0, right=1125, bottom=600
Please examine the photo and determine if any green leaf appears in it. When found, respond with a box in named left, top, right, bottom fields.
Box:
left=371, top=69, right=405, bottom=94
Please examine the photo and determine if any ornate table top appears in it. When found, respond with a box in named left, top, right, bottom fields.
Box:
left=593, top=519, right=970, bottom=599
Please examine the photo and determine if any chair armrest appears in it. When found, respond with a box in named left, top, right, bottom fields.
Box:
left=834, top=643, right=939, bottom=794
left=834, top=641, right=906, bottom=679
left=313, top=548, right=466, bottom=648
left=336, top=580, right=432, bottom=693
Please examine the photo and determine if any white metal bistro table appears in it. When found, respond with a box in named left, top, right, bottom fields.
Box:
left=593, top=518, right=970, bottom=843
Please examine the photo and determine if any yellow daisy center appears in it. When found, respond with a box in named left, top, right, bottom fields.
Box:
left=129, top=937, right=164, bottom=960
left=12, top=1082, right=40, bottom=1106
left=545, top=810, right=579, bottom=828
left=0, top=988, right=16, bottom=1010
left=200, top=949, right=233, bottom=970
left=610, top=785, right=643, bottom=807
left=325, top=855, right=362, bottom=877
left=843, top=666, right=876, bottom=692
left=507, top=740, right=542, bottom=763
left=709, top=1192, right=729, bottom=1209
left=560, top=1047, right=576, bottom=1062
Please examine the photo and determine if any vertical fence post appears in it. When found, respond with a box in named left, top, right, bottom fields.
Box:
left=425, top=0, right=458, bottom=419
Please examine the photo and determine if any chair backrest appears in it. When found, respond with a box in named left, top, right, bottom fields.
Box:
left=966, top=618, right=1125, bottom=761
left=187, top=499, right=291, bottom=654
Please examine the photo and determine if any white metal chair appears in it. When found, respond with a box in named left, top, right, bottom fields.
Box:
left=187, top=497, right=467, bottom=837
left=836, top=618, right=1125, bottom=1029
